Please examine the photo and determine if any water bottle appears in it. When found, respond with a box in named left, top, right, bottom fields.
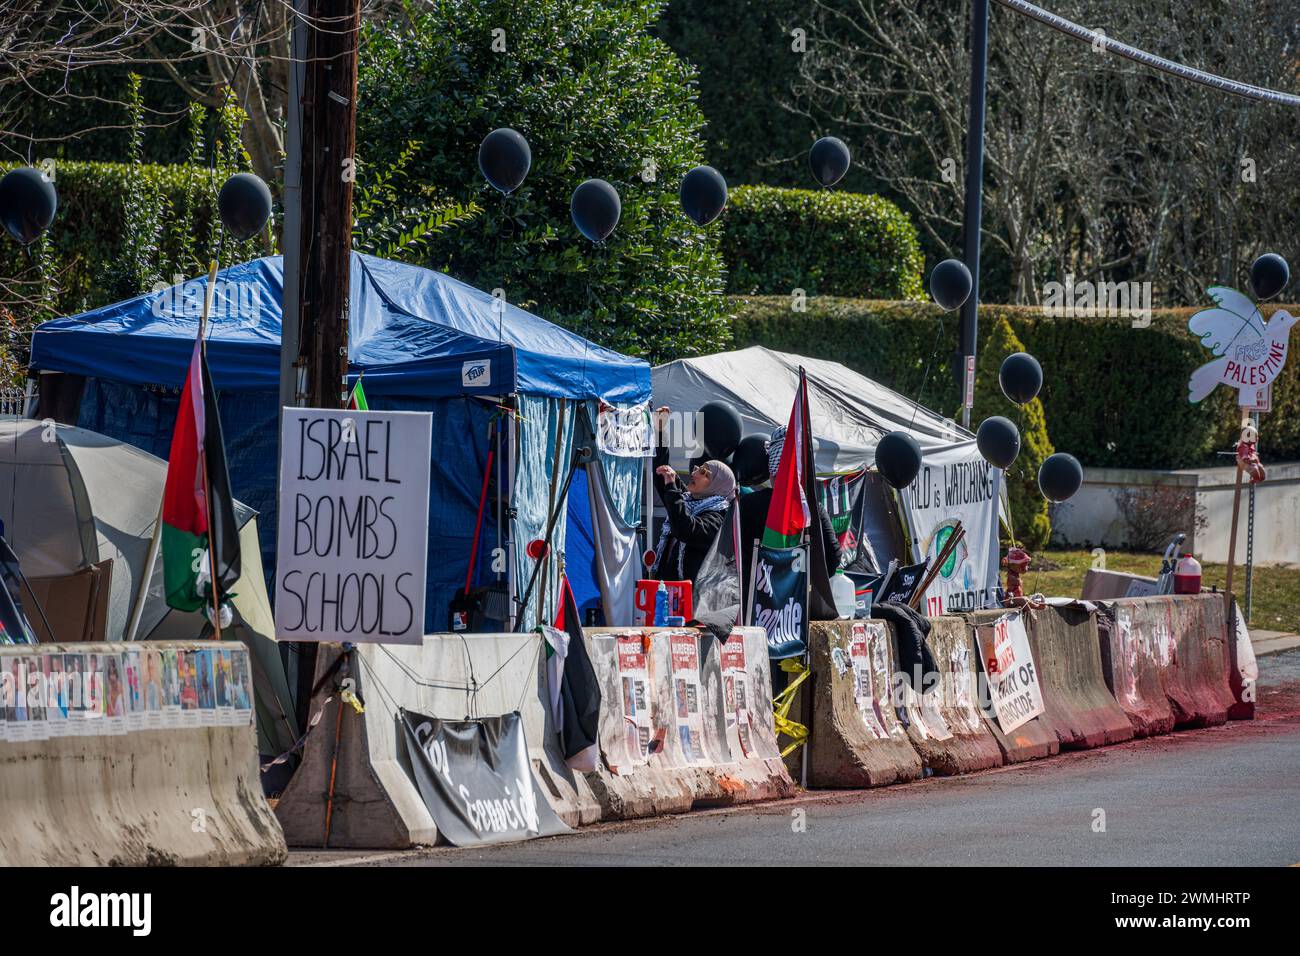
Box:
left=831, top=570, right=856, bottom=619
left=654, top=580, right=669, bottom=626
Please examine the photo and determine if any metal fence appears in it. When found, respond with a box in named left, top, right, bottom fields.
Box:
left=0, top=386, right=34, bottom=416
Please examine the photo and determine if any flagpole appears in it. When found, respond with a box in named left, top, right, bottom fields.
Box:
left=201, top=260, right=223, bottom=642
left=125, top=503, right=163, bottom=641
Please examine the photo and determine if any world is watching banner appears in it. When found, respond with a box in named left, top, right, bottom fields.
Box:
left=902, top=443, right=1002, bottom=615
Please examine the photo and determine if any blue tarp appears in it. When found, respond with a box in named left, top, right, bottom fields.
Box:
left=33, top=253, right=650, bottom=634
left=31, top=253, right=651, bottom=404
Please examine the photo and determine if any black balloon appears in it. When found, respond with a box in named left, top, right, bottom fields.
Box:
left=478, top=128, right=531, bottom=194
left=809, top=136, right=850, bottom=188
left=999, top=352, right=1043, bottom=405
left=699, top=400, right=743, bottom=460
left=732, top=433, right=771, bottom=486
left=680, top=165, right=728, bottom=226
left=875, top=431, right=922, bottom=490
left=976, top=416, right=1021, bottom=469
left=570, top=179, right=621, bottom=242
left=1250, top=253, right=1290, bottom=301
left=218, top=173, right=272, bottom=241
left=1038, top=452, right=1083, bottom=502
left=929, top=258, right=972, bottom=311
left=0, top=167, right=57, bottom=245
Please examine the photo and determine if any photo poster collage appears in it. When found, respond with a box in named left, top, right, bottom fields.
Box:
left=0, top=644, right=255, bottom=742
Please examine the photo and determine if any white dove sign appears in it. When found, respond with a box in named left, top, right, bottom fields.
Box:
left=1187, top=286, right=1297, bottom=407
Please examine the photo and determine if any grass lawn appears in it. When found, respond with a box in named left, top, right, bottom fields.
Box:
left=1030, top=549, right=1300, bottom=634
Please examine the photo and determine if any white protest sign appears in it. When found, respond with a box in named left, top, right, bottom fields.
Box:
left=975, top=612, right=1044, bottom=733
left=275, top=407, right=431, bottom=645
left=902, top=442, right=1002, bottom=615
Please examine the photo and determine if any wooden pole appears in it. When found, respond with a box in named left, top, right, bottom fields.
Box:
left=288, top=0, right=362, bottom=725
left=296, top=0, right=360, bottom=410
left=323, top=692, right=345, bottom=847
left=910, top=524, right=965, bottom=611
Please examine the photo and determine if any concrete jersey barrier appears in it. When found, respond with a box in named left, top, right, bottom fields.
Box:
left=1095, top=602, right=1177, bottom=737
left=1024, top=604, right=1134, bottom=749
left=960, top=610, right=1059, bottom=763
left=275, top=627, right=790, bottom=847
left=800, top=620, right=923, bottom=788
left=0, top=642, right=285, bottom=866
left=275, top=633, right=601, bottom=849
left=905, top=616, right=1004, bottom=775
left=582, top=626, right=793, bottom=819
left=1106, top=594, right=1235, bottom=728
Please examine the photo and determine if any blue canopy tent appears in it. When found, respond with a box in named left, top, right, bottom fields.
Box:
left=30, top=252, right=650, bottom=633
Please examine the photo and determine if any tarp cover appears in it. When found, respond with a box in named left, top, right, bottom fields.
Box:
left=31, top=253, right=650, bottom=404
left=652, top=346, right=972, bottom=472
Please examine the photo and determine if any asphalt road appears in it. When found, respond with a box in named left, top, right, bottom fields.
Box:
left=291, top=650, right=1300, bottom=868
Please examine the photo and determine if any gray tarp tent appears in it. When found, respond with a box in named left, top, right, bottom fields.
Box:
left=652, top=346, right=974, bottom=472
left=652, top=347, right=1006, bottom=587
left=0, top=416, right=298, bottom=756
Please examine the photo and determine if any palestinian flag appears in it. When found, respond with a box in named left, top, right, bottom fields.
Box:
left=763, top=368, right=838, bottom=619
left=540, top=576, right=601, bottom=772
left=347, top=377, right=368, bottom=411
left=162, top=335, right=241, bottom=613
left=762, top=370, right=813, bottom=548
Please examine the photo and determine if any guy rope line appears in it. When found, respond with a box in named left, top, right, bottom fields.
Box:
left=996, top=0, right=1300, bottom=108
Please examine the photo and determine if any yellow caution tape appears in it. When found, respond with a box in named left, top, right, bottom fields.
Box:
left=772, top=658, right=810, bottom=758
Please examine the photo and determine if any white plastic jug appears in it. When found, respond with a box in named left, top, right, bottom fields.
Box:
left=831, top=571, right=856, bottom=619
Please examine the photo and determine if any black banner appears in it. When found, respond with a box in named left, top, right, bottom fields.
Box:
left=878, top=561, right=929, bottom=606
left=749, top=545, right=808, bottom=659
left=400, top=708, right=569, bottom=847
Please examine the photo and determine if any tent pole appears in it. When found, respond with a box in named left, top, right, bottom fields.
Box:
left=125, top=501, right=164, bottom=641
left=537, top=399, right=567, bottom=628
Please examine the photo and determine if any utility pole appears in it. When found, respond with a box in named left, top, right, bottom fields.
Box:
left=279, top=0, right=305, bottom=412
left=296, top=0, right=360, bottom=409
left=281, top=0, right=362, bottom=725
left=959, top=0, right=990, bottom=429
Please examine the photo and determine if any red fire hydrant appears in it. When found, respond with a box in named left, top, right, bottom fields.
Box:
left=1002, top=547, right=1031, bottom=601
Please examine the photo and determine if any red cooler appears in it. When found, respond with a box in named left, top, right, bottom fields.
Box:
left=634, top=579, right=693, bottom=626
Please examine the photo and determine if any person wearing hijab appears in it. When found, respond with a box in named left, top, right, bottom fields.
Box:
left=651, top=407, right=737, bottom=586
left=737, top=424, right=842, bottom=606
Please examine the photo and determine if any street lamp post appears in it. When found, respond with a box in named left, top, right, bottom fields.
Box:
left=959, top=0, right=990, bottom=428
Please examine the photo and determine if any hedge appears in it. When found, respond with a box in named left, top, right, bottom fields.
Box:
left=720, top=186, right=925, bottom=301
left=731, top=296, right=1300, bottom=470
left=0, top=160, right=254, bottom=322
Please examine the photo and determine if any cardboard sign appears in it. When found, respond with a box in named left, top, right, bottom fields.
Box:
left=975, top=612, right=1044, bottom=734
left=275, top=408, right=432, bottom=645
